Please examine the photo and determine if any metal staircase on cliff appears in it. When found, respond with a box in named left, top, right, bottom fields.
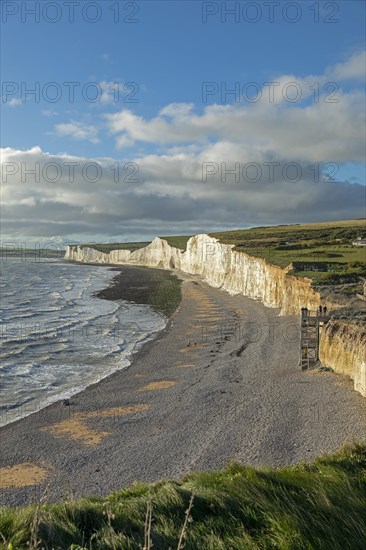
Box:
left=299, top=309, right=330, bottom=370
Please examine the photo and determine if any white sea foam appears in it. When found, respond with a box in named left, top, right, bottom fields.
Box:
left=0, top=259, right=166, bottom=427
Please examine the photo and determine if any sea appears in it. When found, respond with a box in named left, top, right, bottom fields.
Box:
left=0, top=257, right=166, bottom=427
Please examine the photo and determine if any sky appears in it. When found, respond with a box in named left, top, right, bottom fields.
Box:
left=1, top=0, right=365, bottom=245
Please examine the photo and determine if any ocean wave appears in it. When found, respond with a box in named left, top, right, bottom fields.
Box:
left=0, top=260, right=166, bottom=427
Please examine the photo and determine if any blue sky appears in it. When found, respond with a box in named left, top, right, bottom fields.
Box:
left=1, top=1, right=365, bottom=242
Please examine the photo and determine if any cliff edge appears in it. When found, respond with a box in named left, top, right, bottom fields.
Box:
left=65, top=235, right=365, bottom=397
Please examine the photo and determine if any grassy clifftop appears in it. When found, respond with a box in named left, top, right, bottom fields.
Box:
left=79, top=242, right=151, bottom=254
left=1, top=444, right=365, bottom=549
left=210, top=219, right=365, bottom=248
left=79, top=219, right=366, bottom=286
left=210, top=219, right=366, bottom=283
left=157, top=220, right=366, bottom=283
left=160, top=219, right=366, bottom=287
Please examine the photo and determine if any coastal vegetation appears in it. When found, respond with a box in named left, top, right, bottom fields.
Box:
left=66, top=219, right=365, bottom=324
left=74, top=220, right=366, bottom=287
left=1, top=443, right=365, bottom=549
left=83, top=220, right=365, bottom=286
left=159, top=235, right=192, bottom=251
left=79, top=242, right=151, bottom=254
left=210, top=219, right=366, bottom=284
left=158, top=221, right=366, bottom=286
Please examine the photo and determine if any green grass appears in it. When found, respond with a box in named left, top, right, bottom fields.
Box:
left=79, top=242, right=151, bottom=254
left=209, top=219, right=366, bottom=249
left=80, top=237, right=192, bottom=254
left=1, top=444, right=366, bottom=549
left=237, top=245, right=365, bottom=269
left=75, top=220, right=366, bottom=285
left=210, top=220, right=366, bottom=284
left=159, top=235, right=192, bottom=251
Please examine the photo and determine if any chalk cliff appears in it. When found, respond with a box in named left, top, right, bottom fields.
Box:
left=65, top=235, right=321, bottom=315
left=319, top=321, right=366, bottom=397
left=65, top=235, right=365, bottom=396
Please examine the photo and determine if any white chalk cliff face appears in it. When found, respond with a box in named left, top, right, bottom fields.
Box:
left=65, top=235, right=321, bottom=315
left=64, top=235, right=365, bottom=397
left=319, top=321, right=366, bottom=397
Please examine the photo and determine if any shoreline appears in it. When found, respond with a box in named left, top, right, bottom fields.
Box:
left=1, top=269, right=366, bottom=507
left=0, top=263, right=178, bottom=430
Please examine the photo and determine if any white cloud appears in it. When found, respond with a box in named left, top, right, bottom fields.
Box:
left=159, top=103, right=195, bottom=118
left=329, top=51, right=366, bottom=81
left=105, top=90, right=365, bottom=162
left=54, top=121, right=100, bottom=144
left=98, top=80, right=122, bottom=105
left=42, top=109, right=58, bottom=117
left=1, top=51, right=365, bottom=241
left=6, top=98, right=22, bottom=107
left=104, top=50, right=365, bottom=159
left=0, top=145, right=364, bottom=241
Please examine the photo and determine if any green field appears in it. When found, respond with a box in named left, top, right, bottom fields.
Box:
left=79, top=236, right=193, bottom=254
left=209, top=219, right=366, bottom=284
left=1, top=444, right=365, bottom=549
left=228, top=243, right=365, bottom=267
left=159, top=220, right=366, bottom=284
left=79, top=238, right=192, bottom=254
left=159, top=235, right=192, bottom=251
left=210, top=219, right=366, bottom=247
left=229, top=244, right=366, bottom=284
left=79, top=242, right=151, bottom=254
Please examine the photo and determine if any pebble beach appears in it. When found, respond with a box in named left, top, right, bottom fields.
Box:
left=1, top=268, right=366, bottom=507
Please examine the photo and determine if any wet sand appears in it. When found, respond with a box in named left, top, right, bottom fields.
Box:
left=1, top=270, right=366, bottom=507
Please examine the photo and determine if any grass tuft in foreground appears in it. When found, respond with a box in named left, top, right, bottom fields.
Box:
left=1, top=444, right=365, bottom=549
